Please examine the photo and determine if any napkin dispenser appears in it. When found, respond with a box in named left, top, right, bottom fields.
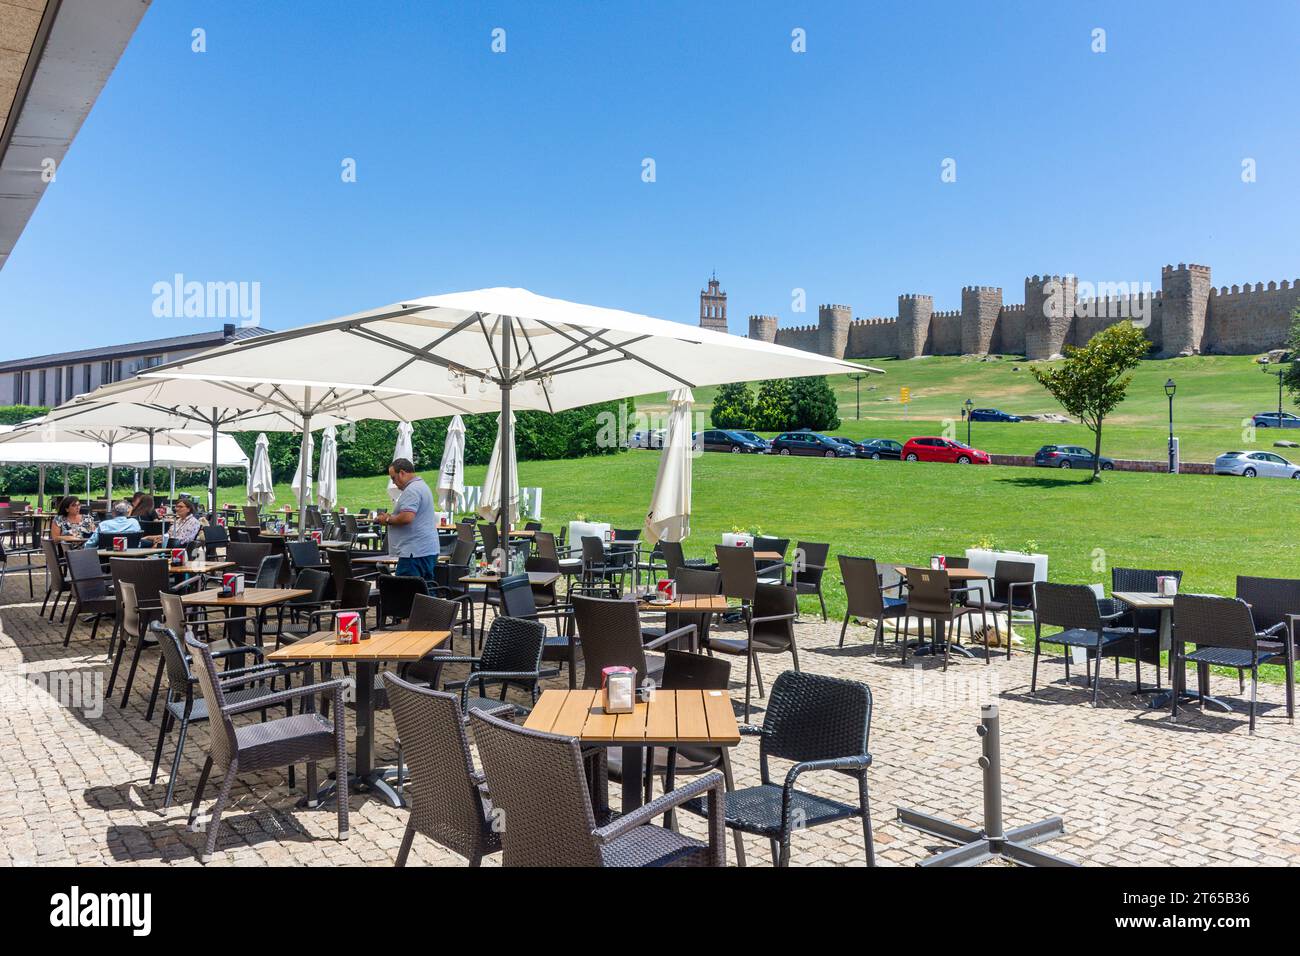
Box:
left=656, top=578, right=676, bottom=602
left=220, top=572, right=246, bottom=598
left=601, top=666, right=636, bottom=714
left=1156, top=575, right=1179, bottom=597
left=929, top=554, right=948, bottom=570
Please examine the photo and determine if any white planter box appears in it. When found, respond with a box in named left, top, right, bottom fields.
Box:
left=569, top=521, right=611, bottom=552
left=721, top=533, right=754, bottom=548
left=964, top=548, right=1049, bottom=608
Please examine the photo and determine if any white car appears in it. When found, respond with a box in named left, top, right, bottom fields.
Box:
left=1214, top=450, right=1300, bottom=479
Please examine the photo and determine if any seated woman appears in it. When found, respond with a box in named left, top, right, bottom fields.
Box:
left=51, top=496, right=95, bottom=544
left=143, top=497, right=200, bottom=548
left=129, top=493, right=156, bottom=520
left=84, top=502, right=142, bottom=549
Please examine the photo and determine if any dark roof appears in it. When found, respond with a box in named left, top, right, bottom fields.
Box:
left=0, top=325, right=274, bottom=373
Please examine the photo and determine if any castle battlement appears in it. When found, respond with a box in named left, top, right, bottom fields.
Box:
left=962, top=285, right=1002, bottom=293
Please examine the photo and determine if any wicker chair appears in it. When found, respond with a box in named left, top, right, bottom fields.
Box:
left=376, top=574, right=428, bottom=628
left=1106, top=567, right=1181, bottom=682
left=837, top=555, right=909, bottom=651
left=572, top=594, right=695, bottom=689
left=707, top=582, right=799, bottom=722
left=1031, top=582, right=1130, bottom=706
left=682, top=669, right=875, bottom=867
left=470, top=707, right=727, bottom=867
left=62, top=547, right=116, bottom=646
left=753, top=536, right=789, bottom=584
left=201, top=522, right=228, bottom=561
left=791, top=540, right=830, bottom=620
left=1235, top=575, right=1300, bottom=718
left=902, top=566, right=990, bottom=668
left=0, top=534, right=40, bottom=598
left=397, top=594, right=464, bottom=689
left=181, top=627, right=349, bottom=864
left=148, top=617, right=307, bottom=807
left=286, top=540, right=330, bottom=575
left=438, top=615, right=547, bottom=717
left=660, top=540, right=713, bottom=577
left=1171, top=594, right=1280, bottom=733
left=383, top=673, right=502, bottom=866
left=41, top=538, right=72, bottom=622
left=499, top=571, right=577, bottom=688
left=252, top=554, right=283, bottom=589
left=642, top=566, right=721, bottom=650
left=107, top=557, right=173, bottom=713
left=269, top=568, right=334, bottom=646
left=226, top=541, right=271, bottom=578
left=976, top=559, right=1037, bottom=659
left=577, top=536, right=625, bottom=597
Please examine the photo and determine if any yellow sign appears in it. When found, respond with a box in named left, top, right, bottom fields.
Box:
left=900, top=387, right=910, bottom=405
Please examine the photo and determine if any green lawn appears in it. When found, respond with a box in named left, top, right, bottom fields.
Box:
left=637, top=354, right=1297, bottom=463
left=180, top=449, right=1297, bottom=625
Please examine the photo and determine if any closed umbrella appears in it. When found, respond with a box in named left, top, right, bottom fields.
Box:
left=387, top=421, right=414, bottom=505
left=247, top=433, right=275, bottom=509
left=477, top=411, right=518, bottom=525
left=436, top=415, right=465, bottom=513
left=291, top=430, right=314, bottom=509
left=644, top=388, right=694, bottom=544
left=318, top=425, right=339, bottom=513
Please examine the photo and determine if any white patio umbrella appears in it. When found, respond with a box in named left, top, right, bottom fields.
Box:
left=247, top=433, right=275, bottom=509
left=318, top=425, right=339, bottom=512
left=135, top=287, right=878, bottom=545
left=291, top=429, right=314, bottom=509
left=477, top=411, right=518, bottom=525
left=387, top=421, right=414, bottom=505
left=644, top=387, right=694, bottom=544
left=435, top=415, right=465, bottom=513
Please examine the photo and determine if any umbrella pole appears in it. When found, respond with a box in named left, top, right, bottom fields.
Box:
left=209, top=413, right=219, bottom=517
left=499, top=315, right=512, bottom=568
left=37, top=464, right=45, bottom=512
left=105, top=441, right=114, bottom=511
left=85, top=466, right=90, bottom=498
left=148, top=430, right=156, bottom=496
left=298, top=388, right=312, bottom=542
left=62, top=464, right=69, bottom=497
left=169, top=466, right=175, bottom=501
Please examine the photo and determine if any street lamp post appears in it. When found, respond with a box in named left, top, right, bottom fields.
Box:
left=964, top=398, right=973, bottom=445
left=1264, top=362, right=1285, bottom=429
left=848, top=373, right=868, bottom=420
left=1164, top=379, right=1177, bottom=474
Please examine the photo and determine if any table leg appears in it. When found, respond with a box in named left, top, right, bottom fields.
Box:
left=621, top=746, right=644, bottom=814
left=304, top=659, right=404, bottom=809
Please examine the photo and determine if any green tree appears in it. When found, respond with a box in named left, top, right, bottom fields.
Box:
left=1282, top=307, right=1300, bottom=405
left=1031, top=322, right=1151, bottom=480
left=789, top=376, right=841, bottom=430
left=710, top=382, right=755, bottom=429
left=751, top=379, right=794, bottom=432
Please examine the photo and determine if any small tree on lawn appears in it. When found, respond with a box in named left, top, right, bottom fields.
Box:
left=1283, top=307, right=1300, bottom=405
left=711, top=381, right=755, bottom=429
left=1030, top=322, right=1151, bottom=480
left=752, top=378, right=795, bottom=432
left=789, top=376, right=841, bottom=430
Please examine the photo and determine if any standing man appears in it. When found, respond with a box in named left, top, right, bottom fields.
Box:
left=375, top=458, right=440, bottom=587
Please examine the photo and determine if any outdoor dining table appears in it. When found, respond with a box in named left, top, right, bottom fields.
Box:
left=97, top=547, right=169, bottom=558
left=266, top=628, right=452, bottom=808
left=523, top=688, right=741, bottom=813
left=181, top=586, right=312, bottom=648
left=1110, top=591, right=1231, bottom=711
left=462, top=569, right=562, bottom=636
left=894, top=565, right=990, bottom=659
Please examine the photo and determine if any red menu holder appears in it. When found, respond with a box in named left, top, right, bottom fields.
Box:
left=170, top=548, right=187, bottom=567
left=310, top=530, right=322, bottom=544
left=337, top=611, right=361, bottom=645
left=656, top=578, right=677, bottom=602
left=112, top=536, right=126, bottom=552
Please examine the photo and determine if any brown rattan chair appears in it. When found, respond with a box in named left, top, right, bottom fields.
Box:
left=1030, top=582, right=1130, bottom=706
left=383, top=673, right=502, bottom=866
left=977, top=559, right=1037, bottom=659
left=226, top=541, right=271, bottom=578
left=470, top=707, right=727, bottom=867
left=1235, top=575, right=1300, bottom=719
left=791, top=540, right=831, bottom=620
left=707, top=581, right=799, bottom=722
left=41, top=537, right=72, bottom=622
left=181, top=626, right=349, bottom=864
left=62, top=546, right=116, bottom=646
left=572, top=593, right=695, bottom=689
left=902, top=566, right=990, bottom=669
left=837, top=555, right=910, bottom=651
left=1171, top=593, right=1281, bottom=733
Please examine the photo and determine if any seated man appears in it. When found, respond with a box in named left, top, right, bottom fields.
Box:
left=85, top=502, right=143, bottom=549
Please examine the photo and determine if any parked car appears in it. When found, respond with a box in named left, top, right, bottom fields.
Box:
left=730, top=430, right=772, bottom=453
left=628, top=429, right=665, bottom=449
left=1214, top=450, right=1300, bottom=478
left=901, top=436, right=991, bottom=464
left=829, top=437, right=871, bottom=458
left=1251, top=411, right=1300, bottom=429
left=1034, top=445, right=1114, bottom=470
left=697, top=429, right=767, bottom=453
left=968, top=408, right=1021, bottom=423
left=771, top=431, right=856, bottom=458
left=859, top=438, right=904, bottom=460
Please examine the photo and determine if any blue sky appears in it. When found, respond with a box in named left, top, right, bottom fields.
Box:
left=1, top=0, right=1297, bottom=355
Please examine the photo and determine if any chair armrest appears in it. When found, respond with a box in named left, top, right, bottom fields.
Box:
left=749, top=612, right=797, bottom=627
left=739, top=724, right=764, bottom=737
left=643, top=623, right=695, bottom=650
left=784, top=755, right=872, bottom=791
left=1007, top=581, right=1035, bottom=603
left=222, top=678, right=347, bottom=716
left=211, top=644, right=265, bottom=661
left=1258, top=622, right=1289, bottom=637
left=593, top=772, right=725, bottom=844
left=1098, top=609, right=1127, bottom=623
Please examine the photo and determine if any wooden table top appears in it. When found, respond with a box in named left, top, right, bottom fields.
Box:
left=168, top=560, right=234, bottom=575
left=895, top=565, right=989, bottom=581
left=460, top=570, right=560, bottom=587
left=181, top=587, right=313, bottom=608
left=635, top=592, right=731, bottom=613
left=351, top=554, right=400, bottom=565
left=1111, top=591, right=1174, bottom=609
left=266, top=629, right=451, bottom=663
left=524, top=689, right=740, bottom=746
left=99, top=547, right=169, bottom=558
left=754, top=550, right=784, bottom=562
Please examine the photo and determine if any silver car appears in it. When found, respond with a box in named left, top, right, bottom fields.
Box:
left=1214, top=450, right=1300, bottom=479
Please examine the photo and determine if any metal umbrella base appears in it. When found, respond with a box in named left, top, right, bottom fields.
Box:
left=896, top=704, right=1079, bottom=867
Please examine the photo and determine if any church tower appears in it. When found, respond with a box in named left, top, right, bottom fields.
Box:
left=699, top=273, right=728, bottom=333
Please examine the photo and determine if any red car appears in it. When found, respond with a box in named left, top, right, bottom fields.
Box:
left=901, top=436, right=991, bottom=464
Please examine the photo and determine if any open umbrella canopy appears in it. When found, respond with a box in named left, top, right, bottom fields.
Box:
left=436, top=414, right=465, bottom=513
left=318, top=425, right=339, bottom=512
left=247, top=433, right=275, bottom=508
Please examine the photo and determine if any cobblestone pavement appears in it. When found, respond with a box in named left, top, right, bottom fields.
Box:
left=2, top=573, right=1297, bottom=868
